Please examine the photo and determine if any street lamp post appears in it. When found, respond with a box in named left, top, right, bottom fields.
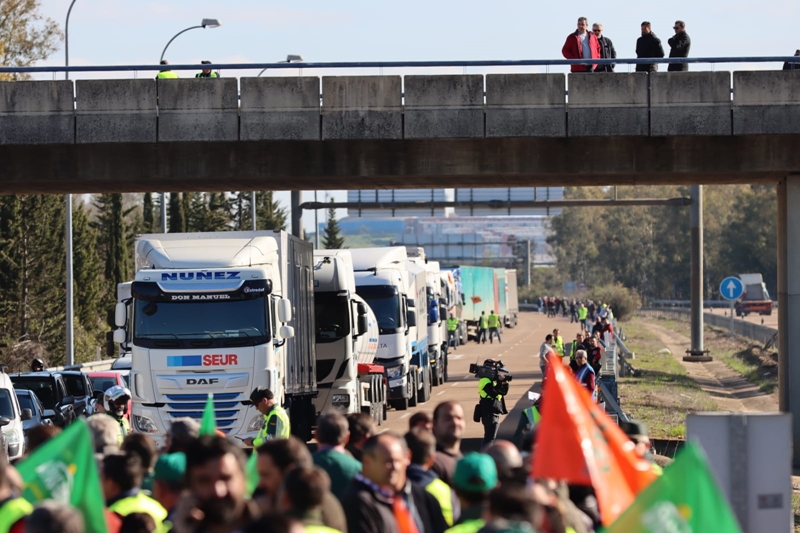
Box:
left=253, top=55, right=304, bottom=232
left=64, top=0, right=78, bottom=366
left=158, top=19, right=221, bottom=232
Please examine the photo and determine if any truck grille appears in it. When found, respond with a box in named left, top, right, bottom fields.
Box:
left=163, top=393, right=243, bottom=433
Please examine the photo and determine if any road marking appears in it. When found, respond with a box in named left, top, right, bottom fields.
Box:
left=450, top=354, right=464, bottom=360
left=437, top=390, right=445, bottom=395
left=400, top=413, right=411, bottom=419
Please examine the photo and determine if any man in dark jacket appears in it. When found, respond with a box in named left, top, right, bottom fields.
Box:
left=592, top=23, right=616, bottom=72
left=667, top=20, right=691, bottom=71
left=342, top=432, right=447, bottom=533
left=562, top=16, right=600, bottom=72
left=783, top=50, right=800, bottom=70
left=636, top=21, right=664, bottom=72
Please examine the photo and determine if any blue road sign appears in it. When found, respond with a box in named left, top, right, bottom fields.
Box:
left=720, top=277, right=744, bottom=300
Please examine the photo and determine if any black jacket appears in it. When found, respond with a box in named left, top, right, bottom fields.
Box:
left=342, top=477, right=448, bottom=533
left=596, top=36, right=617, bottom=72
left=783, top=59, right=800, bottom=70
left=667, top=31, right=691, bottom=71
left=636, top=32, right=665, bottom=72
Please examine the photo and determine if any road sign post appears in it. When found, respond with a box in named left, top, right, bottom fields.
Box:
left=720, top=276, right=744, bottom=339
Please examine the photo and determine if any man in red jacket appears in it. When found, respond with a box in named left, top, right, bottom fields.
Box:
left=562, top=17, right=601, bottom=72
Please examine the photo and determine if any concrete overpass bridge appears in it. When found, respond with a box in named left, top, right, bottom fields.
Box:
left=2, top=60, right=800, bottom=464
left=1, top=69, right=799, bottom=193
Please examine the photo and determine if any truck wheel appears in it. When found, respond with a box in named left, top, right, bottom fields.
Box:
left=409, top=373, right=418, bottom=407
left=391, top=398, right=409, bottom=411
left=418, top=371, right=431, bottom=403
left=443, top=354, right=449, bottom=383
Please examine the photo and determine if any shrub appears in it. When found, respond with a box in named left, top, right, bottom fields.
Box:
left=593, top=283, right=641, bottom=321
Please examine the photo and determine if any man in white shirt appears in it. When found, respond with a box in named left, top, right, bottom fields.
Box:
left=539, top=334, right=556, bottom=379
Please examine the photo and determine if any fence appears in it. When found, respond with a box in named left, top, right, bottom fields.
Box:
left=638, top=307, right=778, bottom=349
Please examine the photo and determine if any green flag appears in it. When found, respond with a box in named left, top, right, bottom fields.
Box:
left=199, top=393, right=216, bottom=436
left=603, top=442, right=742, bottom=533
left=17, top=420, right=108, bottom=533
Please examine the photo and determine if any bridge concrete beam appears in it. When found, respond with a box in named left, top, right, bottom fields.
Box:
left=0, top=134, right=792, bottom=194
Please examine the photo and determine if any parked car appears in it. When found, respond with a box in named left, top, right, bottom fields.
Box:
left=87, top=371, right=131, bottom=423
left=110, top=357, right=131, bottom=387
left=15, top=389, right=53, bottom=446
left=10, top=372, right=75, bottom=428
left=0, top=370, right=29, bottom=460
left=61, top=371, right=95, bottom=417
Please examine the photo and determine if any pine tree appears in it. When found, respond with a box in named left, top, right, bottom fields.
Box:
left=142, top=193, right=154, bottom=233
left=93, top=194, right=133, bottom=328
left=322, top=198, right=345, bottom=249
left=207, top=193, right=231, bottom=231
left=72, top=200, right=104, bottom=353
left=256, top=191, right=288, bottom=231
left=168, top=192, right=186, bottom=233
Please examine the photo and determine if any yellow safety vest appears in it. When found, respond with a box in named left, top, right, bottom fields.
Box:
left=156, top=71, right=178, bottom=79
left=445, top=519, right=484, bottom=533
left=651, top=463, right=664, bottom=476
left=115, top=416, right=130, bottom=445
left=479, top=315, right=488, bottom=329
left=0, top=497, right=33, bottom=533
left=253, top=405, right=291, bottom=447
left=447, top=318, right=459, bottom=331
left=425, top=477, right=454, bottom=526
left=109, top=492, right=168, bottom=528
left=487, top=314, right=500, bottom=328
left=553, top=335, right=564, bottom=355
left=305, top=526, right=342, bottom=533
left=478, top=377, right=501, bottom=401
left=523, top=406, right=541, bottom=425
left=578, top=307, right=588, bottom=320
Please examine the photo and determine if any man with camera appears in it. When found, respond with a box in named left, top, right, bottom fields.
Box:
left=473, top=359, right=511, bottom=447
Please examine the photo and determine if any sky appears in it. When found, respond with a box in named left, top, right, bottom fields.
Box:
left=35, top=0, right=800, bottom=231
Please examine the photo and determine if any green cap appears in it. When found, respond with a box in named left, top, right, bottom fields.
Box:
left=154, top=452, right=186, bottom=482
left=453, top=452, right=498, bottom=493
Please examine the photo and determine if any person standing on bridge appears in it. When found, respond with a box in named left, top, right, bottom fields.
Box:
left=667, top=21, right=691, bottom=71
left=592, top=23, right=617, bottom=72
left=783, top=50, right=800, bottom=70
left=636, top=21, right=665, bottom=72
left=447, top=314, right=460, bottom=351
left=196, top=60, right=220, bottom=78
left=487, top=310, right=501, bottom=344
left=562, top=17, right=600, bottom=72
left=156, top=60, right=178, bottom=79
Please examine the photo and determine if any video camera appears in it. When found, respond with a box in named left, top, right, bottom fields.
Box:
left=469, top=358, right=513, bottom=382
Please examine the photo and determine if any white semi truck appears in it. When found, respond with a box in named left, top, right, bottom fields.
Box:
left=404, top=258, right=433, bottom=405
left=350, top=247, right=424, bottom=411
left=312, top=250, right=387, bottom=425
left=112, top=231, right=317, bottom=445
left=406, top=248, right=447, bottom=387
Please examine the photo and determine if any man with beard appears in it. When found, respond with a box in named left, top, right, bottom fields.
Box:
left=175, top=435, right=258, bottom=533
left=341, top=432, right=447, bottom=533
left=635, top=21, right=665, bottom=72
left=430, top=401, right=465, bottom=487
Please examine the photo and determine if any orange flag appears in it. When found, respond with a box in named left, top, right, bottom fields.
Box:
left=531, top=355, right=656, bottom=525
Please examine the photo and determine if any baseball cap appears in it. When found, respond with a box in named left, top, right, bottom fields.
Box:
left=249, top=387, right=274, bottom=403
left=154, top=452, right=186, bottom=482
left=453, top=452, right=498, bottom=493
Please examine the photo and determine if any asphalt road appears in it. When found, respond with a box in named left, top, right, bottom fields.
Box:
left=379, top=311, right=580, bottom=451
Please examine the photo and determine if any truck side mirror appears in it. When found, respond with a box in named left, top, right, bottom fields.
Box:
left=0, top=416, right=9, bottom=427
left=113, top=329, right=126, bottom=344
left=114, top=302, right=127, bottom=328
left=106, top=331, right=116, bottom=357
left=407, top=311, right=416, bottom=328
left=440, top=305, right=447, bottom=320
left=277, top=299, right=293, bottom=323
left=60, top=395, right=75, bottom=406
left=279, top=325, right=295, bottom=340
left=357, top=315, right=369, bottom=337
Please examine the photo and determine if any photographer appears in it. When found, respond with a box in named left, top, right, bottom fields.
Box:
left=476, top=360, right=510, bottom=447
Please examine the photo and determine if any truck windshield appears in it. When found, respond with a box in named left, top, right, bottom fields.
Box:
left=315, top=292, right=351, bottom=343
left=11, top=378, right=55, bottom=410
left=356, top=285, right=402, bottom=334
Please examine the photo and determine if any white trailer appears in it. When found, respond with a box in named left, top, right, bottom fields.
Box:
left=112, top=231, right=317, bottom=445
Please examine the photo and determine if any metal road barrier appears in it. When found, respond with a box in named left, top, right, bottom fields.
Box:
left=638, top=307, right=779, bottom=350
left=47, top=359, right=117, bottom=373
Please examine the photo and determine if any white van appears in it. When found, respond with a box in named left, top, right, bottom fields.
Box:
left=0, top=369, right=29, bottom=460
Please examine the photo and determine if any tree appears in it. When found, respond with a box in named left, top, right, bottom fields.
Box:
left=322, top=199, right=345, bottom=249
left=93, top=194, right=133, bottom=328
left=0, top=0, right=63, bottom=81
left=168, top=192, right=186, bottom=233
left=142, top=193, right=154, bottom=233
left=256, top=191, right=287, bottom=231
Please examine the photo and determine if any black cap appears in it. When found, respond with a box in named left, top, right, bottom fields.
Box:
left=201, top=60, right=212, bottom=65
left=249, top=387, right=274, bottom=403
left=620, top=420, right=648, bottom=439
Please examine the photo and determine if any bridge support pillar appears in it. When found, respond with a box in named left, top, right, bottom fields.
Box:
left=685, top=184, right=711, bottom=361
left=778, top=175, right=800, bottom=466
left=291, top=191, right=304, bottom=239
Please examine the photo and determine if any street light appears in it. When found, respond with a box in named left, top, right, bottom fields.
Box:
left=159, top=19, right=222, bottom=232
left=252, top=54, right=304, bottom=231
left=64, top=0, right=78, bottom=366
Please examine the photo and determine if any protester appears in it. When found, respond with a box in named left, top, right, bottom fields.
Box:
left=281, top=467, right=342, bottom=532
left=195, top=60, right=219, bottom=78
left=667, top=20, right=691, bottom=71
left=479, top=485, right=537, bottom=533
left=24, top=425, right=60, bottom=455
left=562, top=17, right=600, bottom=72
left=101, top=453, right=167, bottom=527
left=538, top=334, right=556, bottom=378
left=346, top=412, right=375, bottom=462
left=592, top=23, right=616, bottom=72
left=313, top=412, right=363, bottom=501
left=165, top=418, right=200, bottom=454
left=431, top=401, right=465, bottom=487
left=152, top=452, right=185, bottom=520
left=621, top=421, right=663, bottom=476
left=25, top=501, right=84, bottom=533
left=477, top=311, right=488, bottom=344
left=512, top=392, right=541, bottom=451
left=245, top=387, right=291, bottom=447
left=256, top=437, right=348, bottom=531
left=0, top=460, right=32, bottom=532
left=483, top=440, right=525, bottom=487
left=155, top=60, right=178, bottom=79
left=635, top=21, right=664, bottom=72
left=121, top=434, right=158, bottom=492
left=448, top=452, right=498, bottom=531
left=600, top=317, right=615, bottom=340
left=243, top=514, right=305, bottom=533
left=574, top=350, right=597, bottom=399
left=175, top=435, right=256, bottom=533
left=447, top=314, right=459, bottom=351
left=487, top=311, right=501, bottom=344
left=409, top=411, right=433, bottom=432
left=119, top=512, right=156, bottom=533
left=405, top=428, right=458, bottom=527
left=341, top=432, right=447, bottom=533
left=87, top=414, right=122, bottom=456
left=552, top=329, right=564, bottom=357
left=587, top=337, right=603, bottom=375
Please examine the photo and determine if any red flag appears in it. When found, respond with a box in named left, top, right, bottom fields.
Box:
left=531, top=355, right=656, bottom=525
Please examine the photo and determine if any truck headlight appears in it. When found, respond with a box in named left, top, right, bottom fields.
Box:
left=331, top=394, right=350, bottom=407
left=387, top=366, right=404, bottom=380
left=3, top=428, right=19, bottom=445
left=133, top=415, right=158, bottom=434
left=248, top=415, right=265, bottom=432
